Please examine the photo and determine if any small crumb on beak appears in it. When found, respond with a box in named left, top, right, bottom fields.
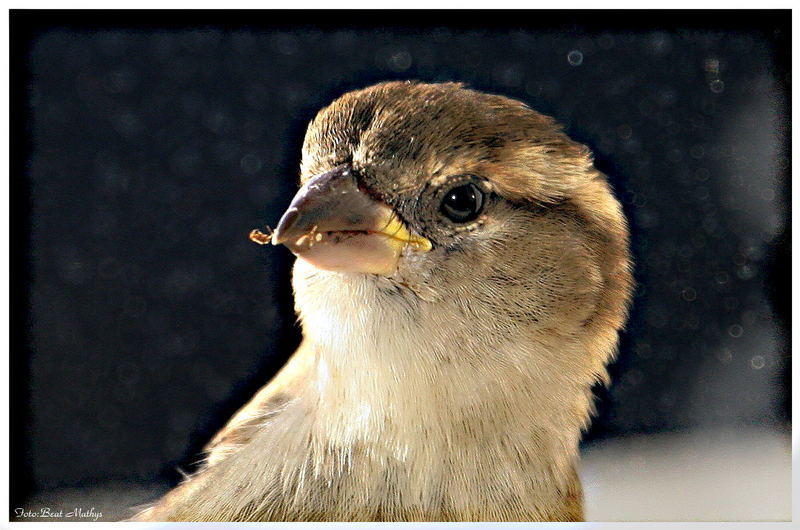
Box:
left=249, top=227, right=274, bottom=245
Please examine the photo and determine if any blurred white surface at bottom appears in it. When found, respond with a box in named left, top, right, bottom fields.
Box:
left=579, top=426, right=791, bottom=521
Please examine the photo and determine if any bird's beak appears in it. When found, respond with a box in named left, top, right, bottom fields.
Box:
left=272, top=166, right=432, bottom=275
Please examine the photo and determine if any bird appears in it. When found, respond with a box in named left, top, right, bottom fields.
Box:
left=133, top=80, right=633, bottom=522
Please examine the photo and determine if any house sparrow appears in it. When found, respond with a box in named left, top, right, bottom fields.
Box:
left=134, top=81, right=633, bottom=522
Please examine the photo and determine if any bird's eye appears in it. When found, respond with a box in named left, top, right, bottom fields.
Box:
left=440, top=183, right=484, bottom=223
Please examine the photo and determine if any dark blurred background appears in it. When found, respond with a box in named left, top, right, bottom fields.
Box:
left=11, top=9, right=790, bottom=520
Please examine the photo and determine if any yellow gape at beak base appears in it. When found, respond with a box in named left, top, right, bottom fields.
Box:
left=271, top=166, right=431, bottom=275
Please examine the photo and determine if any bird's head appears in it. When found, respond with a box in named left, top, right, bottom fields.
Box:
left=273, top=81, right=632, bottom=382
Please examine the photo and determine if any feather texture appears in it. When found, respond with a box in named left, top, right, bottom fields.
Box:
left=133, top=81, right=632, bottom=522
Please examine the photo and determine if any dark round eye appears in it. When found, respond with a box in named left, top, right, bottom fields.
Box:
left=440, top=183, right=484, bottom=223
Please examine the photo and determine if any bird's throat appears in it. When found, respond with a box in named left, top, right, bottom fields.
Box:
left=290, top=261, right=592, bottom=519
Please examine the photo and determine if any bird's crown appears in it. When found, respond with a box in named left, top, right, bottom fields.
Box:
left=300, top=80, right=597, bottom=206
